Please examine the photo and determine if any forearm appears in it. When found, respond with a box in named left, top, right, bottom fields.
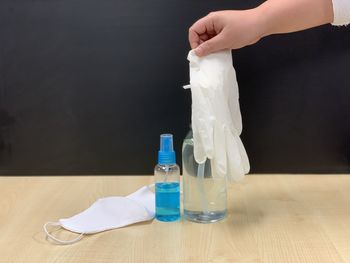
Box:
left=256, top=0, right=334, bottom=37
left=188, top=0, right=349, bottom=56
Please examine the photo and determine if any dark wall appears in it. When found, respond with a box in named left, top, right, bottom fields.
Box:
left=1, top=0, right=350, bottom=175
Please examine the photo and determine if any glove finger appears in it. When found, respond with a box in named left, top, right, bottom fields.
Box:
left=226, top=59, right=243, bottom=135
left=192, top=84, right=214, bottom=159
left=225, top=128, right=245, bottom=182
left=193, top=126, right=207, bottom=163
left=213, top=121, right=227, bottom=178
left=191, top=85, right=213, bottom=163
left=235, top=136, right=250, bottom=174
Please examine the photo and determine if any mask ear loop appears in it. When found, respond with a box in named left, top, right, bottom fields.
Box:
left=43, top=222, right=84, bottom=245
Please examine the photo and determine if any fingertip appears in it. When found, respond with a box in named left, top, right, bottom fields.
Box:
left=188, top=27, right=200, bottom=50
left=190, top=42, right=199, bottom=50
left=194, top=46, right=205, bottom=57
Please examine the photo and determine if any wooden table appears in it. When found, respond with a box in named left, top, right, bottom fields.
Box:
left=1, top=175, right=350, bottom=263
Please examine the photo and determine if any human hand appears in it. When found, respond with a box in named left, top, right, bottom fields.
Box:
left=189, top=10, right=265, bottom=56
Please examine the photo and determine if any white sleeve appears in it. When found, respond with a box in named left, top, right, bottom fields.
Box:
left=332, top=0, right=350, bottom=26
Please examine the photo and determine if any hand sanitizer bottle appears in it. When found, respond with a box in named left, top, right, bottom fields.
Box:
left=155, top=134, right=180, bottom=222
left=182, top=129, right=227, bottom=223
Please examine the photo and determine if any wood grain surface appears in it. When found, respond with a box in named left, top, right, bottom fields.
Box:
left=0, top=175, right=349, bottom=263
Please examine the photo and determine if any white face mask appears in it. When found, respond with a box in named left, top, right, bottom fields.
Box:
left=43, top=185, right=155, bottom=245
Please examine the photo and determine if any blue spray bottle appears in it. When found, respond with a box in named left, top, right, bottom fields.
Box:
left=155, top=134, right=181, bottom=222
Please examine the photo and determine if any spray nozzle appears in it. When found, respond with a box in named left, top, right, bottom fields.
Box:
left=158, top=134, right=176, bottom=165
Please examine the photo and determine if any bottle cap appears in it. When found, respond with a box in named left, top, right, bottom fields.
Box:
left=158, top=134, right=176, bottom=165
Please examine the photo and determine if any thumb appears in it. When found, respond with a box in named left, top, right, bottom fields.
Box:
left=194, top=34, right=226, bottom=57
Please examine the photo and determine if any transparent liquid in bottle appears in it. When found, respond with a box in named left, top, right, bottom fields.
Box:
left=182, top=131, right=227, bottom=223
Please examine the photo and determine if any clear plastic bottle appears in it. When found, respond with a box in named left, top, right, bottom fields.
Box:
left=155, top=134, right=181, bottom=222
left=182, top=130, right=227, bottom=223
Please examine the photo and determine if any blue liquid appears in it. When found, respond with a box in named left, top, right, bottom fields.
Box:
left=156, top=182, right=180, bottom=222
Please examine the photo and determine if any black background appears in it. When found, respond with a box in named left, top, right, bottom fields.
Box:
left=1, top=0, right=350, bottom=175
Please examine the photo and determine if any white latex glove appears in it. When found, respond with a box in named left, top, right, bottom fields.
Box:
left=186, top=50, right=250, bottom=181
